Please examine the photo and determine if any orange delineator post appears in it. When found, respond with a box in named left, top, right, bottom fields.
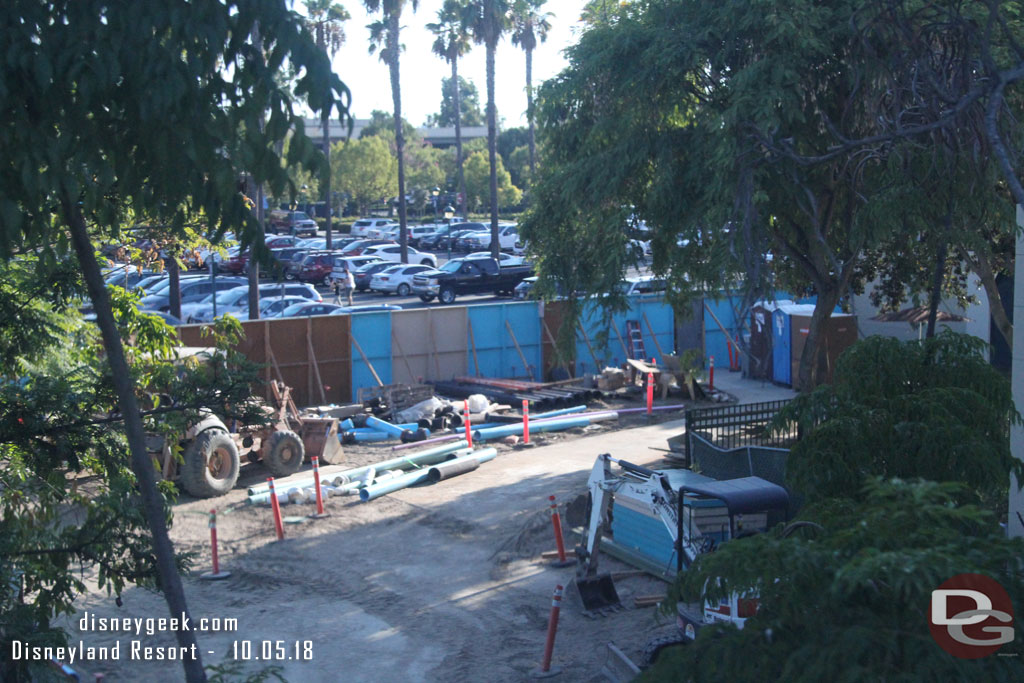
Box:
left=549, top=495, right=567, bottom=563
left=646, top=371, right=654, bottom=415
left=709, top=356, right=715, bottom=391
left=464, top=400, right=473, bottom=449
left=267, top=477, right=285, bottom=541
left=539, top=584, right=564, bottom=673
left=312, top=456, right=325, bottom=516
left=523, top=399, right=530, bottom=444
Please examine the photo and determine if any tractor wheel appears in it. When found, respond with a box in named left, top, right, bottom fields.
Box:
left=179, top=429, right=240, bottom=498
left=397, top=283, right=411, bottom=296
left=262, top=430, right=305, bottom=477
left=641, top=634, right=687, bottom=668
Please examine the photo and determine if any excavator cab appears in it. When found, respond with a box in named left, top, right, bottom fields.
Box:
left=573, top=454, right=789, bottom=612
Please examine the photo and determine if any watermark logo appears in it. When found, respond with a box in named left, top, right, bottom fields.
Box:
left=929, top=574, right=1014, bottom=658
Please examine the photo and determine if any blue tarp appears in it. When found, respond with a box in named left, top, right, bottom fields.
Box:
left=350, top=311, right=392, bottom=401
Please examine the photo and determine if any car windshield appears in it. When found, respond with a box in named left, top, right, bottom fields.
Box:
left=438, top=261, right=462, bottom=273
left=214, top=287, right=245, bottom=304
left=294, top=212, right=310, bottom=221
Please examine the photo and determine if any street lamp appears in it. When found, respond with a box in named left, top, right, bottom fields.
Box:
left=431, top=186, right=440, bottom=225
left=443, top=204, right=455, bottom=262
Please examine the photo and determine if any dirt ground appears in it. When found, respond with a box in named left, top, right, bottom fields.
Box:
left=59, top=401, right=699, bottom=682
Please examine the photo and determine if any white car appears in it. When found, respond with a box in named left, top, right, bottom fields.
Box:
left=230, top=295, right=313, bottom=320
left=350, top=218, right=397, bottom=238
left=361, top=244, right=438, bottom=267
left=466, top=251, right=526, bottom=266
left=464, top=224, right=519, bottom=252
left=368, top=264, right=435, bottom=296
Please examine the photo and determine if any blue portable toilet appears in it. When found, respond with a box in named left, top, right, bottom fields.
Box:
left=772, top=309, right=791, bottom=385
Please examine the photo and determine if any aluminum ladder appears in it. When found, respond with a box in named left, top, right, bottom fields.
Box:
left=625, top=320, right=646, bottom=360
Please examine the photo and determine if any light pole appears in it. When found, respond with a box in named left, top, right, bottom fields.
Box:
left=431, top=186, right=440, bottom=225
left=443, top=204, right=455, bottom=263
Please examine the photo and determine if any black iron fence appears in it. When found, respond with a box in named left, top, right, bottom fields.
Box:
left=684, top=399, right=795, bottom=461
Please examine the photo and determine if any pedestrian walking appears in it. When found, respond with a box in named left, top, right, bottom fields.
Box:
left=335, top=264, right=354, bottom=306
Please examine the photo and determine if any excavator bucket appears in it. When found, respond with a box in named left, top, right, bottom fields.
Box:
left=573, top=573, right=621, bottom=612
left=299, top=417, right=345, bottom=465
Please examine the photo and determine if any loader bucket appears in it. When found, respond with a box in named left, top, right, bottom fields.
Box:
left=573, top=573, right=621, bottom=611
left=299, top=417, right=345, bottom=465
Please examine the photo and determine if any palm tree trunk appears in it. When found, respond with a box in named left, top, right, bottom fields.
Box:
left=453, top=58, right=466, bottom=221
left=66, top=200, right=206, bottom=683
left=526, top=46, right=535, bottom=181
left=323, top=114, right=333, bottom=250
left=486, top=39, right=499, bottom=260
left=168, top=254, right=181, bottom=320
left=389, top=14, right=409, bottom=264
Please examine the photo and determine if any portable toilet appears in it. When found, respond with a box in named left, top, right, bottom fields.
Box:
left=750, top=300, right=793, bottom=380
left=772, top=304, right=857, bottom=388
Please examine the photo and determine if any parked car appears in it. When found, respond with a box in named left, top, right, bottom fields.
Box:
left=139, top=276, right=248, bottom=312
left=411, top=257, right=533, bottom=305
left=279, top=302, right=345, bottom=318
left=513, top=276, right=537, bottom=301
left=467, top=252, right=526, bottom=267
left=339, top=239, right=396, bottom=256
left=430, top=226, right=486, bottom=252
left=361, top=244, right=437, bottom=267
left=349, top=218, right=397, bottom=238
left=329, top=255, right=386, bottom=286
left=407, top=225, right=441, bottom=247
left=295, top=237, right=327, bottom=250
left=368, top=264, right=434, bottom=296
left=620, top=276, right=667, bottom=296
left=268, top=210, right=318, bottom=237
left=182, top=283, right=321, bottom=323
left=330, top=304, right=404, bottom=315
left=296, top=252, right=345, bottom=286
left=463, top=224, right=519, bottom=252
left=104, top=267, right=158, bottom=291
left=352, top=261, right=395, bottom=292
left=265, top=235, right=303, bottom=249
left=226, top=295, right=314, bottom=320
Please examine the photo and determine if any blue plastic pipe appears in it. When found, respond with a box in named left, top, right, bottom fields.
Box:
left=529, top=405, right=588, bottom=420
left=365, top=416, right=406, bottom=437
left=472, top=414, right=618, bottom=442
left=349, top=430, right=390, bottom=443
left=246, top=440, right=471, bottom=497
left=360, top=448, right=497, bottom=502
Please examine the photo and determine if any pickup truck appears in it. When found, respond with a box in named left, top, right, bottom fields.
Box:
left=412, top=257, right=534, bottom=304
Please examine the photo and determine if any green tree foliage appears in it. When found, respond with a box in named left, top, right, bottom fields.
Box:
left=360, top=109, right=418, bottom=141
left=332, top=136, right=399, bottom=215
left=657, top=479, right=1024, bottom=682
left=428, top=76, right=485, bottom=127
left=496, top=127, right=529, bottom=165
left=778, top=333, right=1021, bottom=507
left=507, top=144, right=531, bottom=190
left=464, top=151, right=521, bottom=211
left=0, top=3, right=347, bottom=679
left=0, top=260, right=264, bottom=681
left=405, top=142, right=447, bottom=195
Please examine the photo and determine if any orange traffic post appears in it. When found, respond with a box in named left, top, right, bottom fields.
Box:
left=547, top=496, right=574, bottom=567
left=532, top=584, right=565, bottom=678
left=464, top=400, right=473, bottom=449
left=523, top=400, right=530, bottom=445
left=709, top=356, right=715, bottom=391
left=201, top=509, right=231, bottom=580
left=646, top=372, right=654, bottom=415
left=267, top=478, right=285, bottom=541
left=309, top=455, right=328, bottom=519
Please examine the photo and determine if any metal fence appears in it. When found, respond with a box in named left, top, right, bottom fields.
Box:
left=684, top=399, right=795, bottom=460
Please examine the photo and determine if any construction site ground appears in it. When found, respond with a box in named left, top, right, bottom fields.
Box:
left=61, top=374, right=795, bottom=682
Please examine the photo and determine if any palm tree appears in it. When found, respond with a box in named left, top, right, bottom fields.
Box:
left=427, top=0, right=473, bottom=221
left=464, top=0, right=512, bottom=261
left=510, top=0, right=552, bottom=183
left=304, top=1, right=350, bottom=250
left=366, top=0, right=418, bottom=264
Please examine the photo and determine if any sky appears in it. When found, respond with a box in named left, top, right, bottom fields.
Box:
left=319, top=0, right=591, bottom=128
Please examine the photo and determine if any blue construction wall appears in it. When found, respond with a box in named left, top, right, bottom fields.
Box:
left=467, top=302, right=543, bottom=380
left=574, top=296, right=676, bottom=374
left=350, top=311, right=393, bottom=401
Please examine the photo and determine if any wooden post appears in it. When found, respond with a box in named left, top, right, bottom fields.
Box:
left=351, top=334, right=384, bottom=387
left=391, top=327, right=417, bottom=384
left=543, top=319, right=572, bottom=377
left=576, top=321, right=602, bottom=369
left=703, top=302, right=748, bottom=358
left=263, top=320, right=272, bottom=401
left=306, top=319, right=327, bottom=405
left=505, top=319, right=534, bottom=380
left=611, top=323, right=630, bottom=360
left=468, top=318, right=482, bottom=377
left=642, top=311, right=665, bottom=359
left=428, top=313, right=442, bottom=379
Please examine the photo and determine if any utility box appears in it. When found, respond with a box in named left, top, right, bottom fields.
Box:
left=772, top=304, right=857, bottom=389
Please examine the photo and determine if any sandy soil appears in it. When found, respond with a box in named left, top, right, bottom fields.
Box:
left=57, top=401, right=698, bottom=682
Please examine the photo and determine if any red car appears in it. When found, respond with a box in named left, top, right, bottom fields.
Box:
left=297, top=252, right=343, bottom=286
left=340, top=239, right=395, bottom=256
left=265, top=235, right=302, bottom=249
left=217, top=251, right=249, bottom=274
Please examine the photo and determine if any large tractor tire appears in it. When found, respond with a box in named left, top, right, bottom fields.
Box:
left=641, top=634, right=687, bottom=668
left=179, top=429, right=240, bottom=498
left=262, top=430, right=305, bottom=477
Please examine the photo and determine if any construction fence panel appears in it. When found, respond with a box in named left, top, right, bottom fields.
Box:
left=467, top=301, right=543, bottom=380
left=575, top=297, right=676, bottom=373
left=350, top=311, right=392, bottom=402
left=703, top=292, right=807, bottom=372
left=390, top=307, right=468, bottom=384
